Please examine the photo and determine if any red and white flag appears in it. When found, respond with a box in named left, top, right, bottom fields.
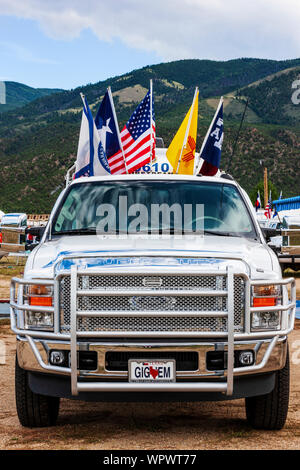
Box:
left=264, top=203, right=271, bottom=219
left=108, top=83, right=155, bottom=174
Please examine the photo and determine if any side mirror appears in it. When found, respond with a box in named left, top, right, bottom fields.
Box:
left=262, top=227, right=280, bottom=242
left=26, top=226, right=46, bottom=241
left=24, top=226, right=46, bottom=251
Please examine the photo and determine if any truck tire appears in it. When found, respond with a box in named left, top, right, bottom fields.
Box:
left=15, top=353, right=60, bottom=427
left=245, top=348, right=290, bottom=430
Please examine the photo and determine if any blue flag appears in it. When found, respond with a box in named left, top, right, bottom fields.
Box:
left=199, top=97, right=223, bottom=176
left=95, top=88, right=125, bottom=173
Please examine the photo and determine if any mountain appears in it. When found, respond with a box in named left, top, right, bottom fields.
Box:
left=0, top=58, right=299, bottom=213
left=0, top=81, right=63, bottom=112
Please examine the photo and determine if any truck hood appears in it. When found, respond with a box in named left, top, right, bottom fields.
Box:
left=25, top=234, right=279, bottom=280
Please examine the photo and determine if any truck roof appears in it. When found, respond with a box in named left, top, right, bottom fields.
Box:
left=70, top=173, right=238, bottom=187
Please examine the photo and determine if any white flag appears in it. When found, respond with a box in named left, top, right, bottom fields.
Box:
left=75, top=94, right=111, bottom=178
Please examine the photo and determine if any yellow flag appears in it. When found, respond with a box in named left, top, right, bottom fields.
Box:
left=166, top=90, right=198, bottom=175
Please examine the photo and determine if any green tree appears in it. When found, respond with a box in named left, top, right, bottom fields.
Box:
left=249, top=180, right=279, bottom=207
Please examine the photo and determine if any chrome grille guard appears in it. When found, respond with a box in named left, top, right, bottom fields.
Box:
left=10, top=261, right=296, bottom=397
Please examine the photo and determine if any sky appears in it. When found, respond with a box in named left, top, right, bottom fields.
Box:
left=0, top=0, right=299, bottom=90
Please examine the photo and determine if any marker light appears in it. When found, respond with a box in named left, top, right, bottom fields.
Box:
left=252, top=284, right=281, bottom=308
left=29, top=296, right=53, bottom=307
left=26, top=284, right=53, bottom=307
left=253, top=297, right=277, bottom=308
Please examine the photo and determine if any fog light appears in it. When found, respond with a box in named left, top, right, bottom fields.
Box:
left=49, top=350, right=66, bottom=366
left=239, top=351, right=254, bottom=366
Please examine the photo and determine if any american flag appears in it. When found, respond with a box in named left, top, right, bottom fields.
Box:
left=108, top=89, right=155, bottom=174
left=264, top=202, right=272, bottom=219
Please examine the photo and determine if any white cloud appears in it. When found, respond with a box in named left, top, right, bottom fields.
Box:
left=0, top=0, right=299, bottom=60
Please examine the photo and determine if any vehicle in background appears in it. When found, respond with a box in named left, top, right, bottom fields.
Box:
left=0, top=213, right=27, bottom=260
left=278, top=216, right=300, bottom=270
left=272, top=197, right=300, bottom=271
left=255, top=209, right=269, bottom=229
left=268, top=220, right=283, bottom=253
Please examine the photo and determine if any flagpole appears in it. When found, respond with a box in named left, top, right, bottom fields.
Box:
left=175, top=87, right=198, bottom=175
left=80, top=92, right=87, bottom=110
left=79, top=92, right=96, bottom=176
left=194, top=96, right=223, bottom=175
left=150, top=79, right=153, bottom=173
left=75, top=93, right=87, bottom=177
left=107, top=86, right=128, bottom=174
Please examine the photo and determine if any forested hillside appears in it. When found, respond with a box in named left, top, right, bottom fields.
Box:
left=0, top=58, right=299, bottom=212
left=0, top=81, right=62, bottom=112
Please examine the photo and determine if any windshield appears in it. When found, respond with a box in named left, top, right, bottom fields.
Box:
left=52, top=180, right=257, bottom=238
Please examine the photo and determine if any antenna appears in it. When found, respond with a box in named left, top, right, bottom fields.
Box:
left=226, top=98, right=249, bottom=174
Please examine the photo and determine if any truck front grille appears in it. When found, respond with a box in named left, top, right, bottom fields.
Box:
left=59, top=274, right=245, bottom=334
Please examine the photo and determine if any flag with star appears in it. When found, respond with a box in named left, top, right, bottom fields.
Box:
left=118, top=84, right=155, bottom=173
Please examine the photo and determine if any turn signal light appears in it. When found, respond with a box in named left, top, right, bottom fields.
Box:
left=29, top=296, right=53, bottom=307
left=252, top=297, right=277, bottom=308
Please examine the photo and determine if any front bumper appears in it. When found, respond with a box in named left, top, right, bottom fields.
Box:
left=17, top=335, right=287, bottom=385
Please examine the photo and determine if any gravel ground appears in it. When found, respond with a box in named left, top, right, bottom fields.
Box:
left=0, top=322, right=299, bottom=450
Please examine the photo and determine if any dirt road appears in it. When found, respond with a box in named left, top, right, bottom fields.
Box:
left=0, top=321, right=299, bottom=450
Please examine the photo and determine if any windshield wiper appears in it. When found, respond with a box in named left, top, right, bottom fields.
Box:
left=53, top=228, right=97, bottom=235
left=203, top=230, right=240, bottom=237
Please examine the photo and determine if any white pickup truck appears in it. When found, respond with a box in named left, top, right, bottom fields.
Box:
left=1, top=170, right=296, bottom=429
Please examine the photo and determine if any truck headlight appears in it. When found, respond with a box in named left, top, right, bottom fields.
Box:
left=251, top=311, right=281, bottom=331
left=25, top=311, right=54, bottom=330
left=251, top=285, right=282, bottom=331
left=24, top=284, right=54, bottom=330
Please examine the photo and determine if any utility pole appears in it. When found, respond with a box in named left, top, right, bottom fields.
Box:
left=264, top=167, right=268, bottom=208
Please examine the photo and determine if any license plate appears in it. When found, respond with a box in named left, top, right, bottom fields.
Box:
left=128, top=359, right=176, bottom=383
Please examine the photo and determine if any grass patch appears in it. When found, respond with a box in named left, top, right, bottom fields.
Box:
left=0, top=256, right=26, bottom=277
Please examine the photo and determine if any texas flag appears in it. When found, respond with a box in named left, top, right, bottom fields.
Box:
left=95, top=88, right=126, bottom=174
left=255, top=191, right=261, bottom=212
left=197, top=97, right=223, bottom=176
